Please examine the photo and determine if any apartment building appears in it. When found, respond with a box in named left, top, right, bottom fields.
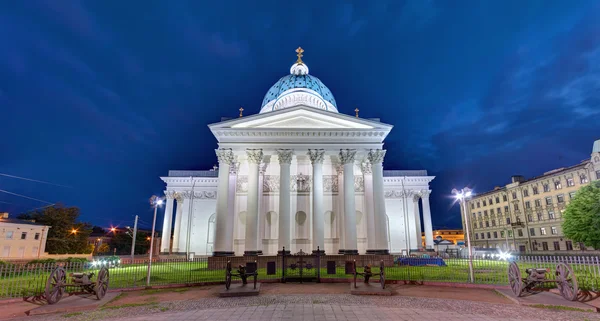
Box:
left=461, top=139, right=600, bottom=253
left=0, top=213, right=50, bottom=259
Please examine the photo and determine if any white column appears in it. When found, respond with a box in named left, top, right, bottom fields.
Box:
left=368, top=149, right=389, bottom=254
left=258, top=167, right=265, bottom=255
left=361, top=163, right=376, bottom=251
left=414, top=195, right=423, bottom=249
left=422, top=190, right=434, bottom=250
left=213, top=149, right=234, bottom=256
left=245, top=149, right=263, bottom=256
left=405, top=192, right=419, bottom=251
left=227, top=164, right=237, bottom=254
left=336, top=165, right=346, bottom=253
left=177, top=192, right=191, bottom=252
left=171, top=194, right=184, bottom=252
left=160, top=192, right=175, bottom=253
left=276, top=149, right=293, bottom=254
left=340, top=149, right=358, bottom=255
left=308, top=149, right=325, bottom=254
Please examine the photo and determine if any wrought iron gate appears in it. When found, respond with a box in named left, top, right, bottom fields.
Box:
left=282, top=249, right=321, bottom=283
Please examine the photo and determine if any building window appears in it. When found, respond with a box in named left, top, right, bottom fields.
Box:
left=566, top=241, right=573, bottom=251
left=554, top=181, right=562, bottom=190
left=514, top=204, right=519, bottom=211
left=497, top=207, right=502, bottom=214
left=504, top=206, right=509, bottom=213
left=518, top=229, right=523, bottom=237
left=493, top=231, right=498, bottom=238
left=5, top=231, right=13, bottom=240
left=490, top=208, right=495, bottom=215
left=579, top=242, right=586, bottom=250
left=34, top=233, right=40, bottom=240
left=567, top=178, right=574, bottom=187
left=553, top=241, right=560, bottom=250
left=534, top=199, right=541, bottom=207
left=503, top=195, right=507, bottom=202
left=543, top=184, right=550, bottom=192
left=508, top=230, right=513, bottom=237
left=475, top=233, right=479, bottom=239
left=551, top=226, right=558, bottom=235
left=512, top=192, right=517, bottom=199
left=525, top=201, right=531, bottom=209
left=516, top=216, right=521, bottom=223
left=489, top=198, right=493, bottom=205
left=483, top=200, right=487, bottom=206
left=540, top=227, right=547, bottom=235
left=506, top=217, right=511, bottom=225
left=542, top=242, right=548, bottom=251
left=492, top=219, right=496, bottom=226
left=481, top=233, right=485, bottom=239
left=484, top=210, right=488, bottom=217
left=471, top=203, right=475, bottom=209
left=569, top=192, right=576, bottom=199
left=548, top=211, right=555, bottom=219
left=523, top=189, right=529, bottom=197
left=596, top=170, right=600, bottom=180
left=487, top=232, right=491, bottom=239
left=479, top=222, right=483, bottom=228
left=557, top=194, right=564, bottom=203
left=581, top=175, right=588, bottom=184
left=533, top=186, right=539, bottom=195
left=527, top=214, right=533, bottom=222
left=495, top=196, right=500, bottom=203
left=472, top=213, right=476, bottom=219
left=537, top=212, right=543, bottom=221
left=485, top=221, right=489, bottom=227
left=500, top=231, right=505, bottom=238
left=477, top=202, right=480, bottom=208
left=529, top=228, right=535, bottom=236
left=20, top=232, right=27, bottom=240
left=545, top=197, right=553, bottom=205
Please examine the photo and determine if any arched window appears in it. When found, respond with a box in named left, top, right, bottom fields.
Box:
left=265, top=211, right=277, bottom=239
left=206, top=214, right=216, bottom=254
left=295, top=211, right=307, bottom=238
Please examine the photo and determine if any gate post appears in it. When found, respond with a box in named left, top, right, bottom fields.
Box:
left=316, top=246, right=321, bottom=283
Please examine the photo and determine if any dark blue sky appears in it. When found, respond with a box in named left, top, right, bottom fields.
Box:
left=2, top=1, right=599, bottom=231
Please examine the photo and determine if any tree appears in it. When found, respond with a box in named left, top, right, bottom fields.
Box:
left=18, top=204, right=93, bottom=254
left=97, top=243, right=110, bottom=254
left=109, top=230, right=150, bottom=255
left=562, top=181, right=600, bottom=249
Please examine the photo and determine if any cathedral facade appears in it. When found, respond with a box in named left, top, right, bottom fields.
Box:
left=160, top=49, right=435, bottom=256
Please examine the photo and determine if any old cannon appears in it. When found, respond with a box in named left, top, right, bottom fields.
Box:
left=225, top=260, right=258, bottom=290
left=45, top=266, right=109, bottom=304
left=508, top=261, right=578, bottom=301
left=352, top=260, right=385, bottom=289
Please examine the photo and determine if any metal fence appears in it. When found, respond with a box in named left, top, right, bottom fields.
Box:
left=1, top=255, right=599, bottom=300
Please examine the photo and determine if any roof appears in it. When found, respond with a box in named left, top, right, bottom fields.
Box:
left=169, top=169, right=427, bottom=178
left=0, top=218, right=49, bottom=227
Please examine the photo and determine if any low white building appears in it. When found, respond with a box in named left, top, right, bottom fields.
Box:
left=0, top=213, right=50, bottom=259
left=160, top=49, right=436, bottom=256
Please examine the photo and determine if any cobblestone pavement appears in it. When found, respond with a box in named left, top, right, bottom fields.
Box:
left=15, top=294, right=600, bottom=321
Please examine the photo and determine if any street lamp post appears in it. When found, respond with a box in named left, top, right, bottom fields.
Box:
left=452, top=187, right=475, bottom=283
left=146, top=196, right=163, bottom=287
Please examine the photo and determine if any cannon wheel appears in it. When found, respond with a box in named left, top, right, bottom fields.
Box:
left=352, top=260, right=357, bottom=289
left=225, top=261, right=232, bottom=290
left=95, top=267, right=109, bottom=300
left=45, top=267, right=66, bottom=305
left=508, top=262, right=523, bottom=297
left=380, top=260, right=385, bottom=289
left=556, top=263, right=578, bottom=301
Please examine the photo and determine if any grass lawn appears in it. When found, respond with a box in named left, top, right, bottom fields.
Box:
left=1, top=258, right=598, bottom=299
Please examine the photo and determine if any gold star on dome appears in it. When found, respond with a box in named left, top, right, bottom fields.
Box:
left=295, top=47, right=304, bottom=64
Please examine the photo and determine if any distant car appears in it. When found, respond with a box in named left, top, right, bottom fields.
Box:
left=458, top=247, right=513, bottom=260
left=90, top=256, right=121, bottom=268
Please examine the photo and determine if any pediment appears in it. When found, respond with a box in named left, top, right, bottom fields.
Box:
left=209, top=106, right=389, bottom=130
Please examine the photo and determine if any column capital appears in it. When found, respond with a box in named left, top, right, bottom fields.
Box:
left=215, top=148, right=235, bottom=165
left=164, top=190, right=176, bottom=199
left=276, top=149, right=294, bottom=164
left=339, top=149, right=357, bottom=164
left=367, top=149, right=386, bottom=164
left=246, top=149, right=264, bottom=164
left=307, top=149, right=325, bottom=164
left=174, top=192, right=184, bottom=202
left=420, top=189, right=432, bottom=198
left=360, top=162, right=372, bottom=174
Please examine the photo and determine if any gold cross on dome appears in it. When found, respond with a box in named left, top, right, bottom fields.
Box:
left=239, top=107, right=244, bottom=118
left=295, top=47, right=304, bottom=64
left=355, top=108, right=360, bottom=118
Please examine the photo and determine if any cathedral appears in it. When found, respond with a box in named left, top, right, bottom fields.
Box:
left=160, top=48, right=435, bottom=257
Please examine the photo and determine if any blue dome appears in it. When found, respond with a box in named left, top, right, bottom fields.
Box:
left=261, top=74, right=337, bottom=109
